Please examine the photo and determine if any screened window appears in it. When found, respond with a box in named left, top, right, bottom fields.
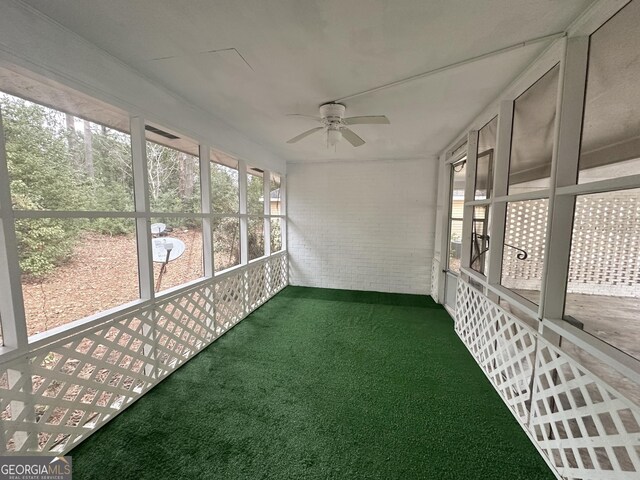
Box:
left=559, top=0, right=640, bottom=362
left=210, top=149, right=241, bottom=272
left=475, top=116, right=497, bottom=200
left=0, top=74, right=141, bottom=338
left=0, top=63, right=288, bottom=347
left=470, top=206, right=490, bottom=276
left=150, top=217, right=203, bottom=293
left=3, top=94, right=134, bottom=212
left=500, top=199, right=549, bottom=306
left=210, top=150, right=240, bottom=214
left=269, top=173, right=284, bottom=253
left=16, top=218, right=139, bottom=336
left=247, top=166, right=266, bottom=260
left=447, top=159, right=466, bottom=273
left=145, top=127, right=201, bottom=214
left=270, top=173, right=282, bottom=215
left=247, top=167, right=265, bottom=215
left=248, top=217, right=265, bottom=261
left=564, top=189, right=640, bottom=360
left=508, top=65, right=559, bottom=195
left=270, top=218, right=283, bottom=253
left=579, top=0, right=640, bottom=184
left=145, top=125, right=203, bottom=292
left=213, top=217, right=241, bottom=272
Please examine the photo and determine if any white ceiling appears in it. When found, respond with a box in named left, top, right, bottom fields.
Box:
left=22, top=0, right=594, bottom=163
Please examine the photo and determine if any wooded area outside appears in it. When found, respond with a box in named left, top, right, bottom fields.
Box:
left=0, top=90, right=283, bottom=340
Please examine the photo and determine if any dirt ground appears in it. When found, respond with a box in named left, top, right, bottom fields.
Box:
left=21, top=229, right=204, bottom=337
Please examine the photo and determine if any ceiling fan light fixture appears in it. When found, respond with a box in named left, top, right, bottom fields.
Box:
left=286, top=102, right=389, bottom=147
left=327, top=128, right=342, bottom=147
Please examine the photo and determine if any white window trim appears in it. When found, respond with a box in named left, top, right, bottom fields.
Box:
left=0, top=92, right=287, bottom=363
left=434, top=0, right=640, bottom=378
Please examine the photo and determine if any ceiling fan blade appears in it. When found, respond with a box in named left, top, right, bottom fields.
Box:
left=341, top=128, right=366, bottom=147
left=286, top=126, right=324, bottom=144
left=343, top=115, right=390, bottom=125
left=286, top=114, right=322, bottom=122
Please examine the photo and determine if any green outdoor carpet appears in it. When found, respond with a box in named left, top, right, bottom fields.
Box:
left=70, top=286, right=553, bottom=479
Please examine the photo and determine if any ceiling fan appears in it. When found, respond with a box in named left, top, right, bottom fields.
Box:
left=286, top=103, right=390, bottom=147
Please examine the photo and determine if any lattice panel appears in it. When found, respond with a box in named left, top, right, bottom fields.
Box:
left=154, top=284, right=216, bottom=378
left=455, top=281, right=537, bottom=424
left=248, top=262, right=268, bottom=310
left=0, top=254, right=288, bottom=455
left=268, top=254, right=287, bottom=295
left=530, top=338, right=640, bottom=479
left=431, top=259, right=439, bottom=301
left=455, top=277, right=640, bottom=480
left=214, top=271, right=246, bottom=334
left=0, top=309, right=156, bottom=454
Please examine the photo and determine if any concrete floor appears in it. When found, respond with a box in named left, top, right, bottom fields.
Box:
left=564, top=293, right=640, bottom=361
left=510, top=290, right=640, bottom=360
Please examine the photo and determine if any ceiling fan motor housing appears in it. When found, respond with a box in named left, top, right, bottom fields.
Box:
left=320, top=102, right=346, bottom=126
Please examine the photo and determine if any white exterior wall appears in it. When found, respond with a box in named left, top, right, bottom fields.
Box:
left=287, top=158, right=437, bottom=294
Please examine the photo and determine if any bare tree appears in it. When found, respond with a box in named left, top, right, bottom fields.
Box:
left=178, top=152, right=194, bottom=201
left=83, top=120, right=94, bottom=177
left=65, top=113, right=81, bottom=169
left=146, top=142, right=179, bottom=206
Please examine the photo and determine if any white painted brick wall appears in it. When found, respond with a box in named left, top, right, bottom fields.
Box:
left=287, top=158, right=438, bottom=294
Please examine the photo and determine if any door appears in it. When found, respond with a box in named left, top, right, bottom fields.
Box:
left=444, top=152, right=467, bottom=312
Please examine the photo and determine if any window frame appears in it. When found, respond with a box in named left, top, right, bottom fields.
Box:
left=437, top=0, right=640, bottom=379
left=209, top=151, right=242, bottom=274
left=0, top=77, right=287, bottom=359
left=459, top=49, right=563, bottom=322
left=445, top=152, right=468, bottom=275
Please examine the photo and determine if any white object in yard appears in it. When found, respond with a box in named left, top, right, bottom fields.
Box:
left=152, top=237, right=185, bottom=263
left=151, top=223, right=166, bottom=235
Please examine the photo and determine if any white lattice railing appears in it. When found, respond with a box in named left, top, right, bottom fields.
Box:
left=455, top=280, right=640, bottom=480
left=455, top=282, right=537, bottom=424
left=431, top=259, right=440, bottom=301
left=0, top=252, right=288, bottom=455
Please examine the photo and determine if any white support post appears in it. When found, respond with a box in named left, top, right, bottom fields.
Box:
left=200, top=144, right=214, bottom=278
left=0, top=108, right=28, bottom=351
left=130, top=117, right=154, bottom=300
left=281, top=173, right=289, bottom=286
left=281, top=175, right=288, bottom=252
left=542, top=37, right=589, bottom=322
left=263, top=170, right=271, bottom=258
left=431, top=155, right=443, bottom=301
left=238, top=160, right=249, bottom=265
left=537, top=40, right=568, bottom=320
left=130, top=117, right=156, bottom=377
left=238, top=160, right=249, bottom=312
left=437, top=153, right=451, bottom=303
left=486, top=101, right=514, bottom=290
left=461, top=131, right=478, bottom=275
left=432, top=155, right=444, bottom=268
